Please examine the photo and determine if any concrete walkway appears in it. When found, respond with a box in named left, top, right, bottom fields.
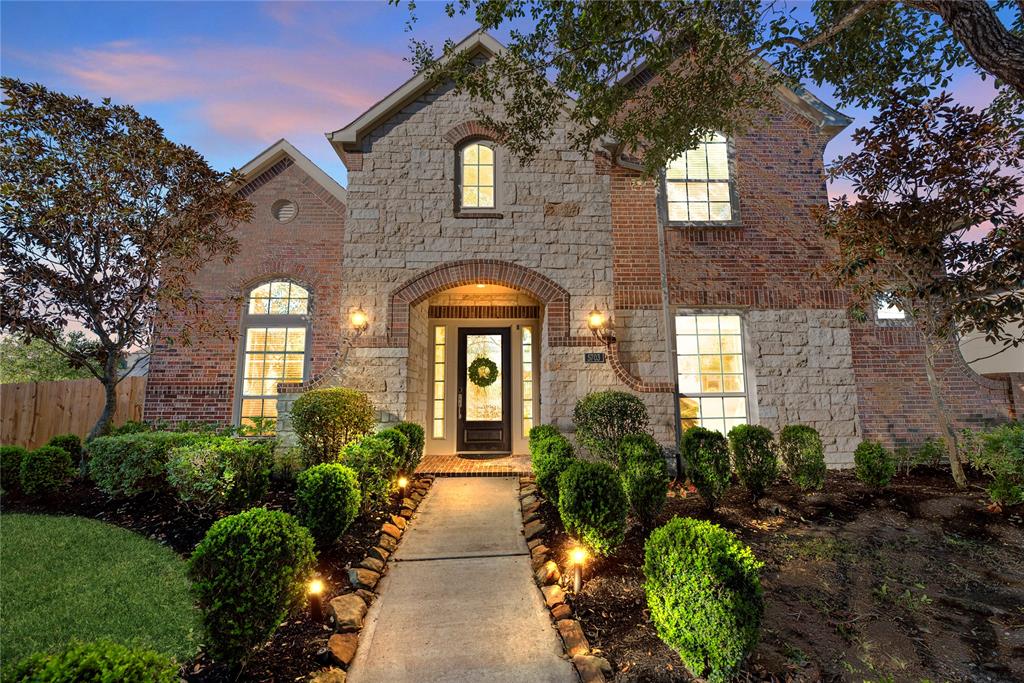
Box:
left=346, top=477, right=575, bottom=683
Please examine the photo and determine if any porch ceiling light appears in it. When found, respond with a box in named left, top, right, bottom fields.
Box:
left=350, top=307, right=369, bottom=334
left=587, top=308, right=615, bottom=345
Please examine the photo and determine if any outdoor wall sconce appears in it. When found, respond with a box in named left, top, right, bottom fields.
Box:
left=587, top=308, right=615, bottom=345
left=569, top=546, right=588, bottom=593
left=350, top=307, right=369, bottom=335
left=308, top=578, right=325, bottom=620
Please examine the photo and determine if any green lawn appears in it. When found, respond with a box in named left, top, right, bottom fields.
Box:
left=0, top=513, right=200, bottom=666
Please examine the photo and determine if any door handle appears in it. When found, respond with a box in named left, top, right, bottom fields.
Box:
left=457, top=392, right=463, bottom=420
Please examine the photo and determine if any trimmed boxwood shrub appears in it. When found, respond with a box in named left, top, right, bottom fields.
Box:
left=557, top=460, right=628, bottom=556
left=573, top=391, right=650, bottom=463
left=680, top=426, right=731, bottom=509
left=964, top=422, right=1023, bottom=507
left=108, top=420, right=152, bottom=436
left=528, top=424, right=561, bottom=451
left=377, top=428, right=411, bottom=473
left=854, top=440, right=896, bottom=488
left=643, top=517, right=764, bottom=683
left=728, top=424, right=778, bottom=499
left=778, top=425, right=826, bottom=491
left=88, top=431, right=204, bottom=497
left=188, top=508, right=316, bottom=668
left=531, top=435, right=576, bottom=502
left=9, top=639, right=180, bottom=682
left=340, top=435, right=398, bottom=512
left=165, top=438, right=272, bottom=511
left=290, top=388, right=375, bottom=465
left=622, top=458, right=670, bottom=529
left=47, top=433, right=84, bottom=471
left=617, top=432, right=663, bottom=470
left=1, top=445, right=28, bottom=493
left=19, top=446, right=73, bottom=496
left=296, top=463, right=362, bottom=546
left=393, top=422, right=425, bottom=472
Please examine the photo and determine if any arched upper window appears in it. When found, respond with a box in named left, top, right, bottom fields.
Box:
left=237, top=280, right=311, bottom=434
left=665, top=133, right=735, bottom=223
left=458, top=141, right=496, bottom=210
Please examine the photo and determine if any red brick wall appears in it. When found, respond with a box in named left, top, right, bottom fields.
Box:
left=143, top=159, right=345, bottom=426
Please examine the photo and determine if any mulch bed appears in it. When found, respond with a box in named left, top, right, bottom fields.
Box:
left=531, top=469, right=1024, bottom=682
left=3, top=477, right=408, bottom=682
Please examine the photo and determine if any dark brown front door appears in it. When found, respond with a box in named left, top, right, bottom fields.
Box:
left=457, top=327, right=512, bottom=453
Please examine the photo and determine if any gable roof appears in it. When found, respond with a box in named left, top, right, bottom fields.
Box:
left=327, top=29, right=851, bottom=159
left=238, top=138, right=347, bottom=205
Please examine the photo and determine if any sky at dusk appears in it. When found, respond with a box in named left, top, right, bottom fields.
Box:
left=1, top=1, right=1000, bottom=197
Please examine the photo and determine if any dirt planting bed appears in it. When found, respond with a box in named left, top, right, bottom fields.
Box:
left=533, top=469, right=1024, bottom=682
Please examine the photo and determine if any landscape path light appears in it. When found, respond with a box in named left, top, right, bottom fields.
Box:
left=398, top=476, right=409, bottom=496
left=570, top=545, right=588, bottom=593
left=308, top=578, right=324, bottom=621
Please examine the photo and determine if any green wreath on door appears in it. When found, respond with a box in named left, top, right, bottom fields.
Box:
left=468, top=356, right=499, bottom=388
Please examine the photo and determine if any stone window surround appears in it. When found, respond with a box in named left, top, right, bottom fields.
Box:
left=673, top=307, right=761, bottom=430
left=662, top=135, right=742, bottom=229
left=453, top=136, right=504, bottom=219
left=233, top=278, right=313, bottom=428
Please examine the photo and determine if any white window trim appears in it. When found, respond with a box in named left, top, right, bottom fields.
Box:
left=662, top=134, right=741, bottom=228
left=455, top=139, right=501, bottom=216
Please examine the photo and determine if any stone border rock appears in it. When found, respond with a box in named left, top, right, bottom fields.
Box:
left=519, top=476, right=613, bottom=683
left=309, top=475, right=435, bottom=683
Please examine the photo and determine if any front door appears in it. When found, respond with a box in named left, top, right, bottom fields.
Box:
left=457, top=327, right=512, bottom=453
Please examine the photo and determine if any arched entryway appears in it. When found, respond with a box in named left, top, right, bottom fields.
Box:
left=390, top=260, right=569, bottom=456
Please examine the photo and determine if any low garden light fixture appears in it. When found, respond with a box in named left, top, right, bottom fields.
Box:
left=308, top=578, right=325, bottom=620
left=587, top=308, right=614, bottom=345
left=569, top=545, right=588, bottom=593
left=350, top=307, right=369, bottom=334
left=398, top=476, right=408, bottom=495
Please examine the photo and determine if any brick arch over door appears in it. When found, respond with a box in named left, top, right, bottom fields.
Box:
left=387, top=260, right=571, bottom=346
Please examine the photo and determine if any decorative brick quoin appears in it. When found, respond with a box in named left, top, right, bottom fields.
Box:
left=144, top=31, right=1020, bottom=466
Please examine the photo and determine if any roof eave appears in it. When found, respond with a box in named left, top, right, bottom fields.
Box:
left=236, top=138, right=347, bottom=205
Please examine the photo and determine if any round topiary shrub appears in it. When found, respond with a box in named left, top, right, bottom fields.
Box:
left=728, top=424, right=778, bottom=499
left=393, top=422, right=425, bottom=472
left=854, top=440, right=896, bottom=488
left=290, top=388, right=375, bottom=465
left=617, top=432, right=663, bottom=471
left=340, top=435, right=398, bottom=512
left=1, top=445, right=28, bottom=494
left=680, top=426, right=731, bottom=509
left=377, top=427, right=411, bottom=473
left=188, top=507, right=316, bottom=668
left=19, top=445, right=73, bottom=496
left=296, top=463, right=362, bottom=546
left=528, top=424, right=561, bottom=451
left=643, top=517, right=764, bottom=683
left=10, top=639, right=180, bottom=683
left=573, top=391, right=650, bottom=463
left=622, top=458, right=670, bottom=529
left=557, top=460, right=628, bottom=556
left=778, top=425, right=826, bottom=491
left=47, top=433, right=84, bottom=471
left=531, top=434, right=576, bottom=502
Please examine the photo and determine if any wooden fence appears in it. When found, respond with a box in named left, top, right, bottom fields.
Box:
left=0, top=377, right=147, bottom=449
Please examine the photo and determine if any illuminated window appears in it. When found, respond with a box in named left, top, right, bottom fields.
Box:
left=676, top=314, right=748, bottom=435
left=238, top=281, right=309, bottom=434
left=432, top=326, right=446, bottom=439
left=459, top=142, right=495, bottom=210
left=665, top=133, right=734, bottom=223
left=522, top=326, right=534, bottom=436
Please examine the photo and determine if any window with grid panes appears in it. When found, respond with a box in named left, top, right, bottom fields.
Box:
left=459, top=142, right=495, bottom=210
left=665, top=133, right=734, bottom=223
left=675, top=314, right=748, bottom=435
left=238, top=281, right=310, bottom=434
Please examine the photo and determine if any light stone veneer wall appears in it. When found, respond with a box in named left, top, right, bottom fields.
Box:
left=747, top=309, right=860, bottom=466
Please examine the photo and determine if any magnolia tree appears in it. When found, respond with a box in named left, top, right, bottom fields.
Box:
left=823, top=92, right=1024, bottom=487
left=399, top=0, right=1023, bottom=175
left=0, top=78, right=252, bottom=438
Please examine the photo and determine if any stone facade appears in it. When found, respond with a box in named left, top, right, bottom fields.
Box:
left=143, top=38, right=1019, bottom=465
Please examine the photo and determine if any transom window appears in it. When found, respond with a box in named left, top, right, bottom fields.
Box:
left=459, top=142, right=495, bottom=210
left=238, top=281, right=310, bottom=434
left=666, top=133, right=734, bottom=223
left=676, top=313, right=748, bottom=435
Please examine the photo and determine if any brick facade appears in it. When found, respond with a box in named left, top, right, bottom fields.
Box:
left=144, top=37, right=1018, bottom=464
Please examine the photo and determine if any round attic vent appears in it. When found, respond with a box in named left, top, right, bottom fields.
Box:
left=271, top=199, right=297, bottom=223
